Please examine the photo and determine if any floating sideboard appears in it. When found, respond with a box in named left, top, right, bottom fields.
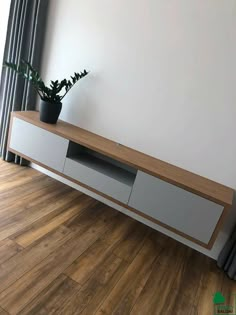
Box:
left=8, top=111, right=234, bottom=249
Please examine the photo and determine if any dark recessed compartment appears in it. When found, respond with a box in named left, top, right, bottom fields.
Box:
left=63, top=141, right=137, bottom=203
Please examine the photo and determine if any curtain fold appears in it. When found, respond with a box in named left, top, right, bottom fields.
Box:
left=217, top=227, right=236, bottom=279
left=0, top=0, right=49, bottom=164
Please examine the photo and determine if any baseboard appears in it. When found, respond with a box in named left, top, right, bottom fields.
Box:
left=30, top=162, right=229, bottom=260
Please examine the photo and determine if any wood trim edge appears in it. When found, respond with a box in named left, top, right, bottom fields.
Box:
left=10, top=111, right=234, bottom=207
left=207, top=205, right=231, bottom=249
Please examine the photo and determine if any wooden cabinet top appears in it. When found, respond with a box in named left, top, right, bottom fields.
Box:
left=11, top=111, right=234, bottom=207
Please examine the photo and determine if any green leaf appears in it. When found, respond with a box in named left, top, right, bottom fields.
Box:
left=4, top=59, right=89, bottom=103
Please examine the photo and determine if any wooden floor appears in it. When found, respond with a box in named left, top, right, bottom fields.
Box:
left=0, top=160, right=234, bottom=315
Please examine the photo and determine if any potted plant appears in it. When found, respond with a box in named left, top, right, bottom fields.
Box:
left=4, top=60, right=89, bottom=124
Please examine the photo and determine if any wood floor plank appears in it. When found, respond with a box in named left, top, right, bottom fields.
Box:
left=0, top=225, right=72, bottom=295
left=0, top=239, right=23, bottom=264
left=0, top=159, right=231, bottom=315
left=130, top=239, right=188, bottom=315
left=0, top=176, right=60, bottom=213
left=0, top=162, right=36, bottom=174
left=94, top=236, right=163, bottom=315
left=99, top=213, right=135, bottom=245
left=0, top=160, right=19, bottom=169
left=19, top=274, right=81, bottom=315
left=0, top=174, right=47, bottom=200
left=160, top=249, right=210, bottom=315
left=65, top=239, right=116, bottom=285
left=0, top=183, right=72, bottom=229
left=64, top=214, right=137, bottom=284
left=0, top=208, right=120, bottom=314
left=192, top=259, right=224, bottom=315
left=163, top=288, right=193, bottom=315
left=0, top=189, right=81, bottom=241
left=79, top=254, right=128, bottom=315
left=10, top=194, right=94, bottom=247
left=112, top=220, right=149, bottom=262
left=0, top=307, right=8, bottom=315
left=0, top=170, right=43, bottom=192
left=57, top=254, right=127, bottom=315
left=64, top=201, right=117, bottom=235
left=0, top=165, right=38, bottom=179
left=65, top=212, right=149, bottom=286
left=2, top=178, right=73, bottom=210
left=0, top=165, right=30, bottom=178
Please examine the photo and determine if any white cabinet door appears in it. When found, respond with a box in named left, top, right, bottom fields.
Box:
left=128, top=171, right=224, bottom=244
left=10, top=117, right=69, bottom=172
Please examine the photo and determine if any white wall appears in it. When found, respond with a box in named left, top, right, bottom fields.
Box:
left=42, top=0, right=236, bottom=189
left=40, top=0, right=236, bottom=257
left=0, top=0, right=11, bottom=80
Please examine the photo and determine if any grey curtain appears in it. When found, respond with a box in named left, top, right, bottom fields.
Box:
left=217, top=227, right=236, bottom=279
left=0, top=0, right=49, bottom=164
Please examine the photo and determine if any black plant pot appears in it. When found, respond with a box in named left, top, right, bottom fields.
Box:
left=39, top=100, right=62, bottom=124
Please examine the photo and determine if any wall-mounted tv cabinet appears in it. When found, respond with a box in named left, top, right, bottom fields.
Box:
left=8, top=111, right=234, bottom=249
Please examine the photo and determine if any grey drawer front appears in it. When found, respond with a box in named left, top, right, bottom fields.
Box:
left=10, top=118, right=69, bottom=172
left=63, top=158, right=133, bottom=204
left=128, top=171, right=224, bottom=244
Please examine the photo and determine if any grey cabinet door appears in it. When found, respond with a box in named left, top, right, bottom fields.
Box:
left=63, top=157, right=134, bottom=204
left=10, top=117, right=69, bottom=172
left=128, top=171, right=224, bottom=244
